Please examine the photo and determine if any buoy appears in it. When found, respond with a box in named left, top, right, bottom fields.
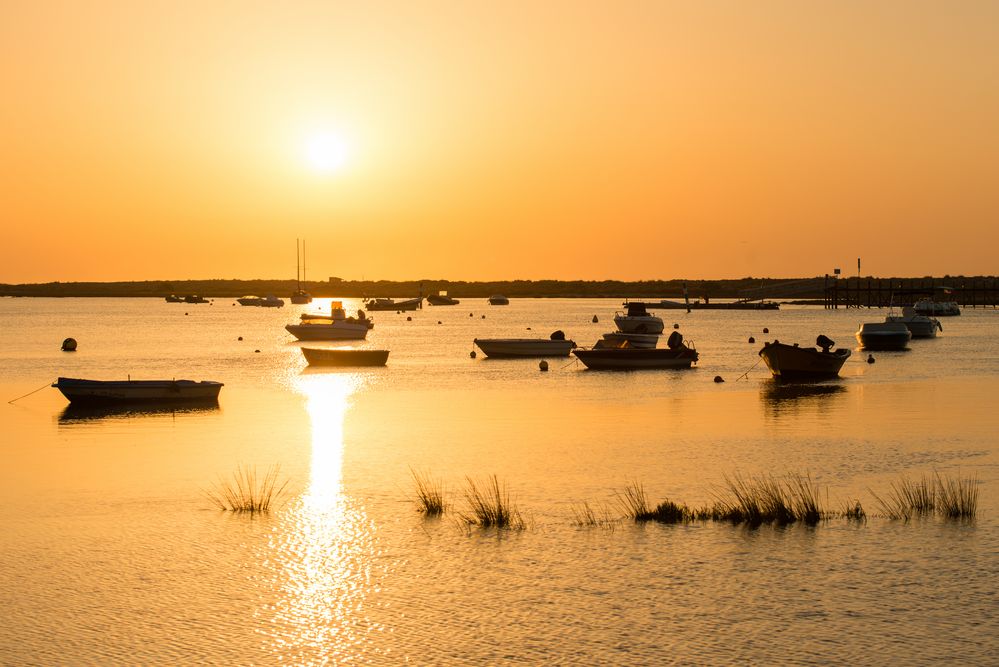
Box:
left=714, top=375, right=724, bottom=383
left=592, top=315, right=599, bottom=323
left=470, top=350, right=477, bottom=359
left=237, top=336, right=243, bottom=341
left=539, top=360, right=549, bottom=372
left=748, top=336, right=755, bottom=344
left=406, top=316, right=412, bottom=321
left=437, top=321, right=442, bottom=324
left=867, top=354, right=875, bottom=364
left=254, top=349, right=260, bottom=353
left=61, top=337, right=77, bottom=352
left=481, top=315, right=485, bottom=319
left=673, top=323, right=680, bottom=330
left=763, top=327, right=769, bottom=334
left=185, top=312, right=189, bottom=316
left=469, top=313, right=473, bottom=317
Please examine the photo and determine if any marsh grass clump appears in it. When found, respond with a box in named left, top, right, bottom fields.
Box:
left=459, top=475, right=524, bottom=529
left=571, top=501, right=616, bottom=528
left=934, top=472, right=978, bottom=519
left=206, top=464, right=289, bottom=514
left=411, top=468, right=448, bottom=516
left=842, top=500, right=867, bottom=521
left=648, top=498, right=694, bottom=524
left=709, top=473, right=827, bottom=527
left=785, top=473, right=824, bottom=526
left=615, top=481, right=652, bottom=521
left=871, top=474, right=936, bottom=520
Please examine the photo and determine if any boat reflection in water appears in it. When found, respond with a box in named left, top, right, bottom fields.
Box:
left=258, top=372, right=379, bottom=663
left=761, top=380, right=848, bottom=403
left=58, top=401, right=221, bottom=423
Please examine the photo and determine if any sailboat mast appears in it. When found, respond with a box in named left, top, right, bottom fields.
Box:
left=302, top=240, right=306, bottom=286
left=296, top=238, right=301, bottom=291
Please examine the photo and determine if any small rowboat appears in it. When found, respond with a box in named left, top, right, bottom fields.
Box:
left=52, top=377, right=223, bottom=404
left=301, top=348, right=389, bottom=366
left=473, top=338, right=576, bottom=358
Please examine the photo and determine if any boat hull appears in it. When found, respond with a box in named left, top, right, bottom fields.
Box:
left=301, top=348, right=389, bottom=366
left=601, top=332, right=659, bottom=349
left=427, top=296, right=460, bottom=306
left=886, top=315, right=941, bottom=338
left=52, top=377, right=223, bottom=404
left=285, top=323, right=369, bottom=341
left=758, top=342, right=851, bottom=379
left=364, top=298, right=422, bottom=311
left=572, top=347, right=697, bottom=370
left=474, top=338, right=576, bottom=357
left=856, top=322, right=911, bottom=350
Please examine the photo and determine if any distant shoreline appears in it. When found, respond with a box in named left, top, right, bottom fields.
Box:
left=1, top=276, right=995, bottom=301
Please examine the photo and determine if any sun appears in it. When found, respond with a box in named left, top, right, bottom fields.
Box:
left=305, top=133, right=349, bottom=173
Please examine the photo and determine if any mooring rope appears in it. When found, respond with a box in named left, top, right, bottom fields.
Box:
left=735, top=357, right=764, bottom=382
left=8, top=380, right=54, bottom=404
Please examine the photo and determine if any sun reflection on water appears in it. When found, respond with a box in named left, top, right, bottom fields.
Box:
left=260, top=371, right=383, bottom=663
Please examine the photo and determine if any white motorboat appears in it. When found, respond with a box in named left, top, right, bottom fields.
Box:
left=473, top=334, right=576, bottom=358
left=886, top=308, right=942, bottom=338
left=237, top=295, right=285, bottom=308
left=285, top=301, right=371, bottom=340
left=600, top=331, right=660, bottom=349
left=912, top=298, right=960, bottom=317
left=758, top=336, right=851, bottom=380
left=613, top=302, right=665, bottom=335
left=856, top=321, right=911, bottom=350
left=52, top=377, right=223, bottom=404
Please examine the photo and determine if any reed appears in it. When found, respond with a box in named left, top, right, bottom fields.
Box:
left=615, top=481, right=653, bottom=521
left=411, top=468, right=447, bottom=516
left=571, top=501, right=599, bottom=527
left=709, top=473, right=826, bottom=526
left=459, top=475, right=524, bottom=529
left=648, top=498, right=694, bottom=524
left=842, top=500, right=866, bottom=521
left=935, top=472, right=978, bottom=519
left=785, top=473, right=824, bottom=526
left=870, top=474, right=935, bottom=520
left=206, top=464, right=289, bottom=514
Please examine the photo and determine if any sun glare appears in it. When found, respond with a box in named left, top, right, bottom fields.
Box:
left=305, top=133, right=349, bottom=173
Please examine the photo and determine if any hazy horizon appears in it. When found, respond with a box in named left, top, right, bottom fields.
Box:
left=3, top=2, right=997, bottom=282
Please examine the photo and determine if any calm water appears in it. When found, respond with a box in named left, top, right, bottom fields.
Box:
left=1, top=297, right=997, bottom=664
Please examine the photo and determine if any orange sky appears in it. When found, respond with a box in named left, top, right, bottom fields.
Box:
left=2, top=1, right=997, bottom=283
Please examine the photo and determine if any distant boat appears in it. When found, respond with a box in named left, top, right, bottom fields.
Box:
left=183, top=295, right=209, bottom=304
left=886, top=308, right=942, bottom=338
left=427, top=291, right=460, bottom=306
left=572, top=331, right=697, bottom=370
left=473, top=335, right=576, bottom=358
left=285, top=301, right=371, bottom=340
left=238, top=295, right=284, bottom=307
left=164, top=294, right=184, bottom=303
left=363, top=297, right=422, bottom=311
left=290, top=239, right=312, bottom=304
left=856, top=321, right=911, bottom=350
left=638, top=299, right=779, bottom=310
left=301, top=348, right=389, bottom=366
left=488, top=295, right=510, bottom=305
left=912, top=298, right=960, bottom=317
left=52, top=377, right=223, bottom=404
left=613, top=302, right=665, bottom=334
left=758, top=336, right=851, bottom=380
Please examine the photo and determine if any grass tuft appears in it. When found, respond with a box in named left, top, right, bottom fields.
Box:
left=206, top=464, right=289, bottom=514
left=935, top=472, right=978, bottom=519
left=842, top=500, right=866, bottom=521
left=615, top=481, right=652, bottom=521
left=411, top=468, right=447, bottom=516
left=459, top=475, right=524, bottom=529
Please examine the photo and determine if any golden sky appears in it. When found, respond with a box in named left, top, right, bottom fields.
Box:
left=2, top=1, right=997, bottom=282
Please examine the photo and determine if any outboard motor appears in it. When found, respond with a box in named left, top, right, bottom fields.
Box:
left=667, top=331, right=684, bottom=350
left=550, top=329, right=566, bottom=341
left=816, top=334, right=834, bottom=352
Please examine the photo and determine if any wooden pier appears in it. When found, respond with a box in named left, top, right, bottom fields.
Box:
left=822, top=277, right=999, bottom=309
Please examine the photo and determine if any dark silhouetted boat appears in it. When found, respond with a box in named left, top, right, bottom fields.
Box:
left=488, top=295, right=510, bottom=305
left=856, top=322, right=911, bottom=350
left=301, top=348, right=389, bottom=366
left=363, top=297, right=422, bottom=311
left=427, top=291, right=460, bottom=305
left=758, top=336, right=851, bottom=380
left=573, top=331, right=697, bottom=370
left=52, top=377, right=223, bottom=404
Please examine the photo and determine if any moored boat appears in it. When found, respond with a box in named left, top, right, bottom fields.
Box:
left=164, top=294, right=184, bottom=303
left=52, top=377, right=223, bottom=404
left=613, top=302, right=665, bottom=335
left=488, top=295, right=510, bottom=305
left=364, top=297, right=422, bottom=311
left=758, top=336, right=851, bottom=380
left=301, top=348, right=389, bottom=366
left=237, top=295, right=285, bottom=307
left=856, top=321, right=911, bottom=350
left=573, top=331, right=697, bottom=370
left=427, top=291, right=460, bottom=306
left=886, top=308, right=942, bottom=338
left=600, top=331, right=660, bottom=349
left=285, top=301, right=371, bottom=340
left=912, top=298, right=960, bottom=317
left=183, top=295, right=209, bottom=304
left=473, top=336, right=576, bottom=358
left=289, top=239, right=313, bottom=304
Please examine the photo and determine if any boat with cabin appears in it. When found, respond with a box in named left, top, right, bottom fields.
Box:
left=52, top=377, right=223, bottom=404
left=600, top=331, right=660, bottom=349
left=758, top=336, right=851, bottom=380
left=613, top=302, right=665, bottom=335
left=237, top=295, right=285, bottom=307
left=886, top=308, right=942, bottom=338
left=488, top=295, right=510, bottom=305
left=856, top=321, right=912, bottom=350
left=427, top=291, right=460, bottom=306
left=285, top=301, right=371, bottom=340
left=363, top=297, right=422, bottom=311
left=912, top=298, right=960, bottom=317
